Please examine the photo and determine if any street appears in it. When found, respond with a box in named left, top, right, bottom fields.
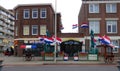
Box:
left=2, top=65, right=118, bottom=71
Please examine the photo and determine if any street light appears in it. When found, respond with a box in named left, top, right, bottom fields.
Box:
left=54, top=0, right=57, bottom=62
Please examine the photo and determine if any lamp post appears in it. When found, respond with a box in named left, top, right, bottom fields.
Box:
left=54, top=0, right=57, bottom=62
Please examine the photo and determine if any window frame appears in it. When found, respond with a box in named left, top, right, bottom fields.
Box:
left=23, top=9, right=30, bottom=19
left=40, top=25, right=46, bottom=35
left=40, top=8, right=47, bottom=18
left=89, top=20, right=100, bottom=34
left=32, top=8, right=38, bottom=19
left=106, top=20, right=117, bottom=33
left=111, top=40, right=119, bottom=53
left=32, top=25, right=38, bottom=35
left=106, top=3, right=117, bottom=13
left=23, top=25, right=30, bottom=35
left=89, top=4, right=99, bottom=13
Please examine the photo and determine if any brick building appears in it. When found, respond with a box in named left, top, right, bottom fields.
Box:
left=78, top=0, right=120, bottom=54
left=14, top=4, right=62, bottom=56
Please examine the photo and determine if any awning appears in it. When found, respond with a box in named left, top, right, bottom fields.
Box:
left=20, top=45, right=26, bottom=49
left=31, top=45, right=37, bottom=49
left=26, top=45, right=31, bottom=49
left=20, top=45, right=37, bottom=49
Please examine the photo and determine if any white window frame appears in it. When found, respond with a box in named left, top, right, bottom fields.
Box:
left=23, top=9, right=30, bottom=19
left=89, top=4, right=99, bottom=13
left=40, top=8, right=47, bottom=18
left=32, top=25, right=38, bottom=35
left=23, top=25, right=29, bottom=35
left=89, top=20, right=100, bottom=34
left=32, top=8, right=38, bottom=19
left=111, top=40, right=119, bottom=53
left=106, top=3, right=117, bottom=13
left=106, top=20, right=117, bottom=33
left=40, top=25, right=46, bottom=35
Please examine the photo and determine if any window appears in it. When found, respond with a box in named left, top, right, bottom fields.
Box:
left=15, top=26, right=18, bottom=36
left=32, top=9, right=38, bottom=19
left=106, top=3, right=117, bottom=13
left=40, top=8, right=47, bottom=18
left=106, top=20, right=117, bottom=33
left=23, top=9, right=30, bottom=19
left=23, top=25, right=29, bottom=35
left=111, top=40, right=119, bottom=53
left=89, top=4, right=99, bottom=13
left=89, top=20, right=100, bottom=34
left=32, top=25, right=38, bottom=35
left=16, top=12, right=18, bottom=20
left=40, top=25, right=46, bottom=35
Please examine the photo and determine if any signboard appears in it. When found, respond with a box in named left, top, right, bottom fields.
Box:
left=88, top=54, right=98, bottom=60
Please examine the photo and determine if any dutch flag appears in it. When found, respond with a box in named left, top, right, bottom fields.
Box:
left=80, top=23, right=89, bottom=28
left=72, top=24, right=78, bottom=29
left=52, top=35, right=62, bottom=43
left=38, top=36, right=54, bottom=44
left=43, top=36, right=54, bottom=44
left=98, top=35, right=114, bottom=48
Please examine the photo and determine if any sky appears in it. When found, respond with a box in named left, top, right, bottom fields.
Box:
left=0, top=0, right=82, bottom=33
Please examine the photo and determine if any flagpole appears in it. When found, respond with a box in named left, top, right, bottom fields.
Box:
left=54, top=0, right=57, bottom=62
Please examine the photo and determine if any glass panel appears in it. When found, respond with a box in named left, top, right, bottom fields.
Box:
left=32, top=25, right=38, bottom=35
left=112, top=25, right=116, bottom=32
left=108, top=25, right=111, bottom=32
left=40, top=8, right=46, bottom=18
left=112, top=4, right=116, bottom=13
left=40, top=25, right=46, bottom=35
left=23, top=25, right=29, bottom=35
left=24, top=9, right=29, bottom=19
left=32, top=9, right=38, bottom=18
left=89, top=20, right=100, bottom=33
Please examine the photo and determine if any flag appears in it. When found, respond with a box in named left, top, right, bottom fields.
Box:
left=60, top=25, right=64, bottom=30
left=52, top=35, right=62, bottom=43
left=38, top=36, right=54, bottom=44
left=61, top=26, right=64, bottom=30
left=103, top=35, right=111, bottom=44
left=72, top=24, right=78, bottom=29
left=43, top=36, right=54, bottom=44
left=98, top=35, right=114, bottom=48
left=80, top=23, right=89, bottom=28
left=38, top=37, right=44, bottom=41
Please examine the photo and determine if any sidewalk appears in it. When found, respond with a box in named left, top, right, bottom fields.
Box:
left=0, top=55, right=117, bottom=66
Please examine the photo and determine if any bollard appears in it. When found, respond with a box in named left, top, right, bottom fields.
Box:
left=117, top=58, right=120, bottom=71
left=117, top=66, right=120, bottom=71
left=0, top=65, right=3, bottom=71
left=63, top=56, right=68, bottom=61
left=0, top=60, right=3, bottom=71
left=0, top=60, right=3, bottom=65
left=74, top=56, right=79, bottom=61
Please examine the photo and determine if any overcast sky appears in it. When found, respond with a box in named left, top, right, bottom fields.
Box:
left=0, top=0, right=82, bottom=33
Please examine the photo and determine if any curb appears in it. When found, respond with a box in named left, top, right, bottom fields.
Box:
left=3, top=62, right=117, bottom=66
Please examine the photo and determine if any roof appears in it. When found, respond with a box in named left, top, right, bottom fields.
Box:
left=13, top=3, right=55, bottom=13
